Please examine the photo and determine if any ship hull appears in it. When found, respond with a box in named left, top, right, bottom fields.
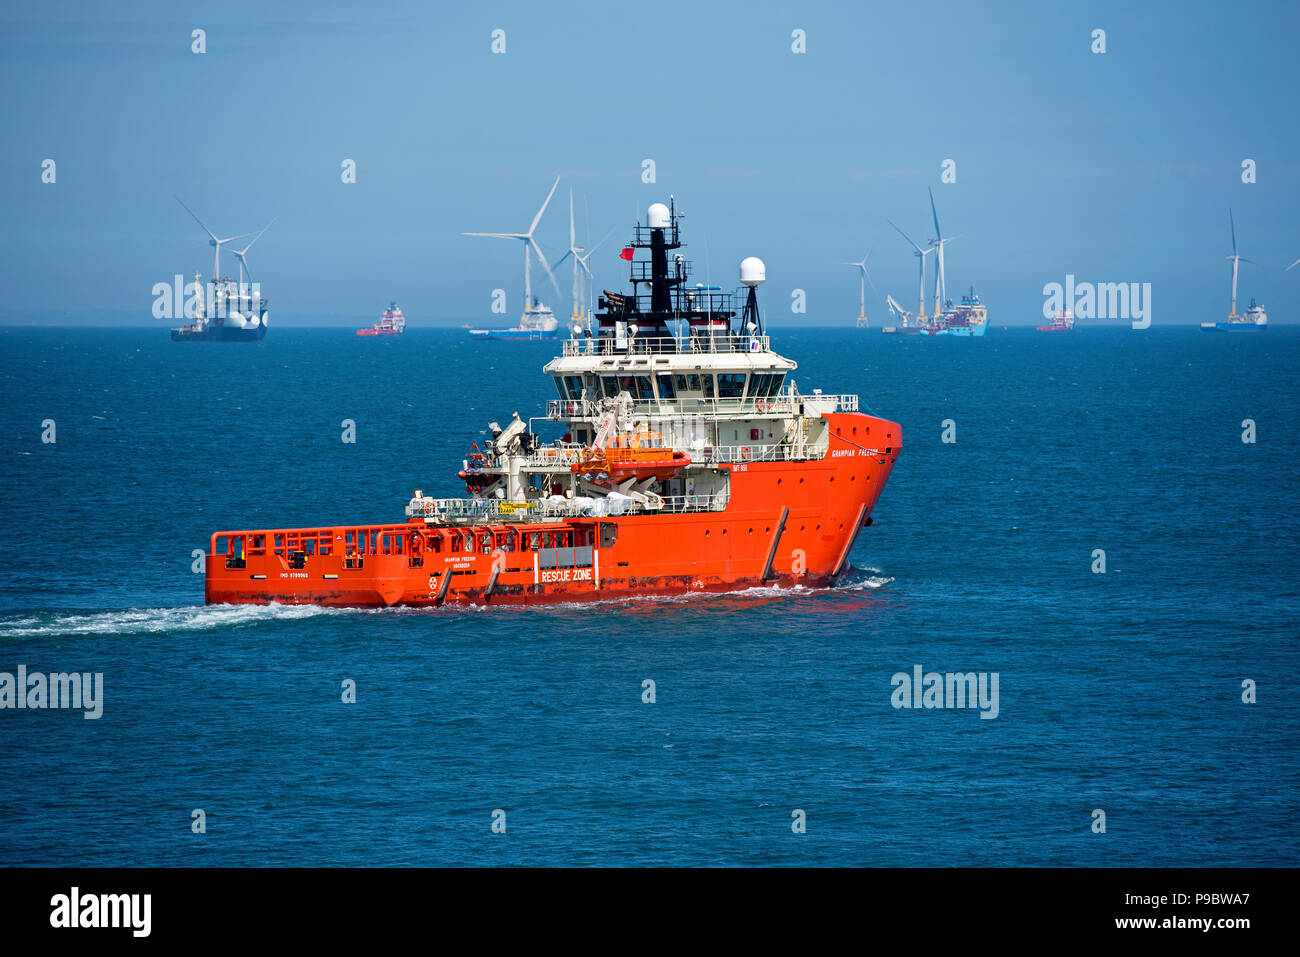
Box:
left=468, top=328, right=559, bottom=340
left=205, top=412, right=900, bottom=608
left=1200, top=322, right=1266, bottom=331
left=921, top=324, right=986, bottom=337
left=171, top=322, right=267, bottom=342
left=356, top=329, right=402, bottom=336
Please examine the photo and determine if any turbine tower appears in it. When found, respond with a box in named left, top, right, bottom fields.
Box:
left=464, top=176, right=562, bottom=316
left=890, top=220, right=932, bottom=324
left=175, top=196, right=252, bottom=282
left=574, top=231, right=613, bottom=322
left=555, top=193, right=614, bottom=329
left=927, top=187, right=960, bottom=319
left=1226, top=209, right=1255, bottom=319
left=552, top=189, right=586, bottom=321
left=837, top=251, right=875, bottom=327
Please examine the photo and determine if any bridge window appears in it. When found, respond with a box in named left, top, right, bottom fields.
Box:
left=673, top=373, right=701, bottom=393
left=717, top=373, right=746, bottom=398
left=563, top=375, right=583, bottom=398
left=656, top=374, right=676, bottom=399
left=600, top=376, right=621, bottom=397
left=701, top=374, right=715, bottom=399
left=766, top=374, right=785, bottom=397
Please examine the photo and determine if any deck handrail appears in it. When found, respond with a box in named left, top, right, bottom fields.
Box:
left=547, top=391, right=858, bottom=420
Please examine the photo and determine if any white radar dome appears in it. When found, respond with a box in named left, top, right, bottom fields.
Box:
left=740, top=256, right=766, bottom=287
left=647, top=203, right=671, bottom=229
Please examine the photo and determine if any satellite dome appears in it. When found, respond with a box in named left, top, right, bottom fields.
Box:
left=647, top=203, right=671, bottom=229
left=740, top=256, right=766, bottom=287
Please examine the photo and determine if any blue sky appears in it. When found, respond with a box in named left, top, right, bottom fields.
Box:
left=2, top=0, right=1297, bottom=325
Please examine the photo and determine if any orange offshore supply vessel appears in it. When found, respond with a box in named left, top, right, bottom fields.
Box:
left=206, top=198, right=901, bottom=607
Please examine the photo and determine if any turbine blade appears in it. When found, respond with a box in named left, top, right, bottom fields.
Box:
left=530, top=237, right=560, bottom=295
left=175, top=196, right=219, bottom=243
left=529, top=175, right=561, bottom=236
left=929, top=186, right=942, bottom=241
left=889, top=220, right=923, bottom=253
left=1287, top=259, right=1300, bottom=272
left=237, top=218, right=276, bottom=254
left=586, top=228, right=615, bottom=257
left=1230, top=209, right=1237, bottom=256
left=463, top=232, right=526, bottom=239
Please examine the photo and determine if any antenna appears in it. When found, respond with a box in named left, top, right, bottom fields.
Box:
left=739, top=256, right=766, bottom=338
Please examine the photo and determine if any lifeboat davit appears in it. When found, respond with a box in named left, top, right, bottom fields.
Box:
left=571, top=431, right=691, bottom=483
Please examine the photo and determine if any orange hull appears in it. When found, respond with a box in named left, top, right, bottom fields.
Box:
left=205, top=412, right=900, bottom=607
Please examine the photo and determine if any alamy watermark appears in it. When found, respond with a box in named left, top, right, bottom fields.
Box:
left=891, top=664, right=999, bottom=719
left=152, top=275, right=261, bottom=320
left=1, top=665, right=103, bottom=719
left=1043, top=275, right=1151, bottom=329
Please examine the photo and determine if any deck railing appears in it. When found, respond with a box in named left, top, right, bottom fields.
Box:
left=547, top=391, right=858, bottom=421
left=561, top=333, right=768, bottom=357
left=406, top=489, right=729, bottom=524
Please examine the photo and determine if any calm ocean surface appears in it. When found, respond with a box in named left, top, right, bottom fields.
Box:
left=0, top=325, right=1296, bottom=866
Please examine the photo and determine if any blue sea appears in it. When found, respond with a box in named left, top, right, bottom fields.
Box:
left=0, top=325, right=1296, bottom=867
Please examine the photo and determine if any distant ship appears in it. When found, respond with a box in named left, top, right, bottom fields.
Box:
left=357, top=301, right=405, bottom=336
left=467, top=299, right=559, bottom=340
left=1037, top=309, right=1075, bottom=332
left=881, top=294, right=924, bottom=335
left=170, top=198, right=271, bottom=342
left=1202, top=211, right=1267, bottom=332
left=171, top=272, right=269, bottom=342
left=920, top=287, right=988, bottom=337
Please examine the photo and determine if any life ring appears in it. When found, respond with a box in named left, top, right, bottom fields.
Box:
left=740, top=446, right=751, bottom=461
left=755, top=398, right=766, bottom=413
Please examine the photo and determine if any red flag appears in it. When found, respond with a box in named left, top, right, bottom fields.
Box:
left=619, top=247, right=634, bottom=261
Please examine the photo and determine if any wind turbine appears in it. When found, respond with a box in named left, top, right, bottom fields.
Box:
left=890, top=220, right=932, bottom=324
left=927, top=187, right=961, bottom=319
left=1226, top=209, right=1255, bottom=318
left=572, top=229, right=614, bottom=329
left=555, top=193, right=615, bottom=329
left=837, top=251, right=875, bottom=326
left=552, top=189, right=587, bottom=322
left=175, top=196, right=253, bottom=282
left=464, top=176, right=561, bottom=315
left=227, top=219, right=276, bottom=286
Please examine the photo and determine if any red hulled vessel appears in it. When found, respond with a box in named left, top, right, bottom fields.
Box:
left=206, top=198, right=901, bottom=607
left=357, top=301, right=405, bottom=335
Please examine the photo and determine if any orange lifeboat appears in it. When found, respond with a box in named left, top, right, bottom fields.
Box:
left=571, top=431, right=691, bottom=483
